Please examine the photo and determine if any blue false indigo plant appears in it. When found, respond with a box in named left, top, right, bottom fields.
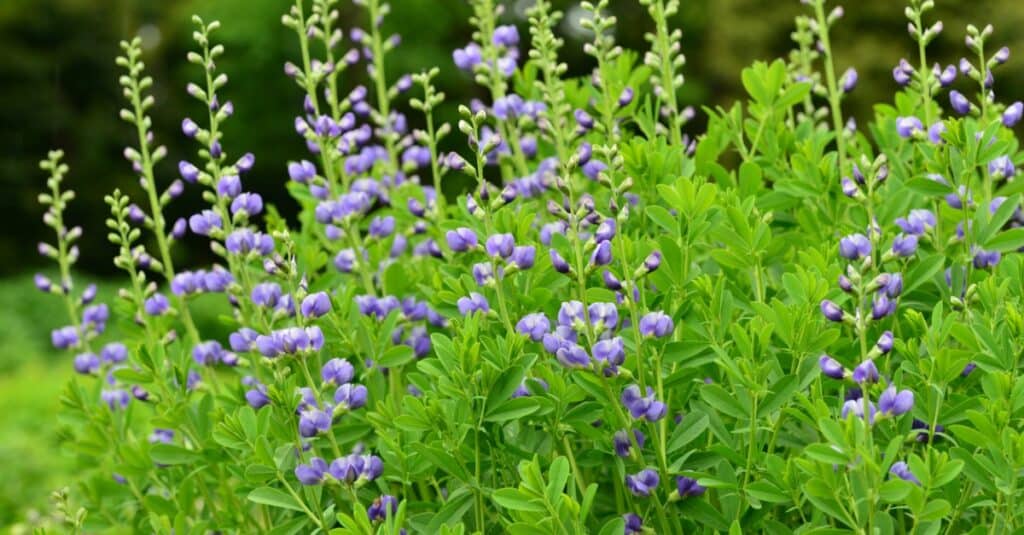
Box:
left=31, top=0, right=1024, bottom=533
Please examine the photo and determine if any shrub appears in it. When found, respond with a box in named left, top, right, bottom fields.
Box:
left=31, top=0, right=1024, bottom=532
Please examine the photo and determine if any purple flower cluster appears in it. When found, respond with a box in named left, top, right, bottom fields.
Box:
left=294, top=453, right=383, bottom=486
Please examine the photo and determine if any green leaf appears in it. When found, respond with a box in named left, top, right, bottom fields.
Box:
left=426, top=488, right=474, bottom=532
left=699, top=384, right=748, bottom=420
left=492, top=488, right=545, bottom=512
left=878, top=479, right=911, bottom=502
left=804, top=443, right=848, bottom=465
left=646, top=205, right=678, bottom=234
left=668, top=412, right=708, bottom=453
left=984, top=227, right=1024, bottom=252
left=247, top=487, right=305, bottom=512
left=904, top=176, right=953, bottom=196
left=377, top=345, right=415, bottom=368
left=149, top=444, right=202, bottom=465
left=546, top=457, right=570, bottom=501
left=484, top=397, right=540, bottom=422
left=597, top=517, right=626, bottom=535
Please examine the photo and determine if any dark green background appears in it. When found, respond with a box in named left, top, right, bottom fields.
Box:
left=3, top=0, right=1022, bottom=277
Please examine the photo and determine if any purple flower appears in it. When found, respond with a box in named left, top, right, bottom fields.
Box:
left=225, top=229, right=274, bottom=256
left=973, top=249, right=1001, bottom=269
left=144, top=293, right=170, bottom=316
left=582, top=159, right=606, bottom=180
left=453, top=43, right=483, bottom=70
left=675, top=476, right=707, bottom=498
left=492, top=25, right=519, bottom=47
left=989, top=156, right=1015, bottom=179
left=574, top=109, right=594, bottom=131
left=839, top=233, right=871, bottom=260
left=217, top=175, right=242, bottom=198
left=841, top=67, right=858, bottom=92
left=367, top=495, right=399, bottom=522
left=818, top=355, right=846, bottom=379
left=102, top=389, right=131, bottom=410
left=192, top=341, right=226, bottom=366
left=457, top=293, right=490, bottom=316
left=949, top=90, right=970, bottom=115
left=516, top=313, right=550, bottom=342
left=178, top=160, right=200, bottom=183
left=891, top=234, right=918, bottom=257
left=231, top=193, right=263, bottom=216
left=550, top=249, right=570, bottom=273
left=245, top=383, right=270, bottom=409
left=334, top=249, right=358, bottom=273
left=299, top=407, right=332, bottom=437
left=591, top=269, right=623, bottom=294
left=588, top=302, right=618, bottom=331
left=251, top=283, right=282, bottom=307
left=877, top=331, right=894, bottom=354
left=446, top=228, right=478, bottom=252
left=889, top=461, right=921, bottom=485
left=820, top=300, right=844, bottom=322
left=896, top=116, right=924, bottom=138
left=613, top=429, right=645, bottom=457
left=622, top=385, right=667, bottom=421
left=841, top=398, right=876, bottom=422
left=937, top=64, right=957, bottom=86
left=928, top=121, right=946, bottom=144
left=878, top=385, right=914, bottom=416
left=893, top=58, right=913, bottom=86
left=472, top=263, right=496, bottom=287
left=334, top=383, right=368, bottom=410
left=595, top=219, right=616, bottom=243
left=509, top=246, right=536, bottom=269
left=288, top=160, right=317, bottom=183
left=624, top=513, right=643, bottom=535
left=555, top=343, right=591, bottom=369
left=852, top=359, right=879, bottom=384
left=643, top=251, right=662, bottom=273
left=557, top=301, right=586, bottom=328
left=301, top=292, right=332, bottom=318
left=618, top=87, right=635, bottom=107
left=895, top=209, right=936, bottom=235
left=188, top=210, right=222, bottom=236
left=73, top=353, right=101, bottom=375
left=1004, top=101, right=1023, bottom=127
left=322, top=358, right=355, bottom=385
left=590, top=240, right=612, bottom=266
left=625, top=469, right=660, bottom=497
left=871, top=294, right=895, bottom=320
left=592, top=337, right=625, bottom=367
left=639, top=312, right=673, bottom=338
left=485, top=233, right=515, bottom=258
left=296, top=458, right=328, bottom=485
left=82, top=304, right=109, bottom=333
left=101, top=342, right=127, bottom=364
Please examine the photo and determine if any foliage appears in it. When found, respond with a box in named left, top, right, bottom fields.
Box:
left=23, top=0, right=1024, bottom=533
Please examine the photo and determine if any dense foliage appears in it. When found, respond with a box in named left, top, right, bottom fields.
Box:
left=31, top=0, right=1024, bottom=533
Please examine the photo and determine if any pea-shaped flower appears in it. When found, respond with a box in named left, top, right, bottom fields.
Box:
left=334, top=383, right=368, bottom=411
left=878, top=385, right=914, bottom=416
left=300, top=292, right=332, bottom=318
left=516, top=313, right=550, bottom=342
left=446, top=228, right=478, bottom=252
left=639, top=312, right=674, bottom=338
left=625, top=468, right=660, bottom=497
left=296, top=458, right=328, bottom=486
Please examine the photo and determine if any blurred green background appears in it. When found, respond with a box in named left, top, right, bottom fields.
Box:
left=2, top=0, right=1023, bottom=530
